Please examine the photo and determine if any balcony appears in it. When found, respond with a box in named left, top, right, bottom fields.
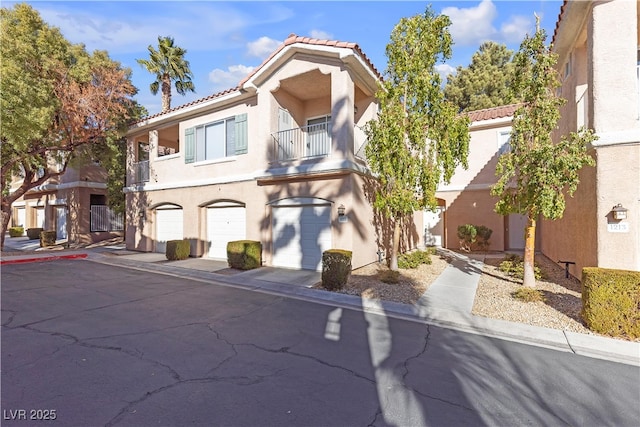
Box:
left=271, top=122, right=332, bottom=162
left=133, top=160, right=149, bottom=184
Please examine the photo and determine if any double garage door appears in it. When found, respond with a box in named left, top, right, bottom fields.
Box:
left=272, top=204, right=331, bottom=271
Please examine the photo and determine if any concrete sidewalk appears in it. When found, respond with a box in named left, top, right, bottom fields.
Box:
left=2, top=239, right=638, bottom=367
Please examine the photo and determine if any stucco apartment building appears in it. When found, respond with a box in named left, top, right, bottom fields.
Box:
left=126, top=1, right=638, bottom=276
left=9, top=164, right=123, bottom=243
left=434, top=0, right=639, bottom=278
left=125, top=34, right=408, bottom=271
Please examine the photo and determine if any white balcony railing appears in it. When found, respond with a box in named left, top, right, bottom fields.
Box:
left=134, top=160, right=149, bottom=184
left=271, top=122, right=331, bottom=161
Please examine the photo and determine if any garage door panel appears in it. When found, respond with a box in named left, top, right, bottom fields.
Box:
left=207, top=207, right=246, bottom=259
left=156, top=209, right=183, bottom=253
left=272, top=204, right=331, bottom=271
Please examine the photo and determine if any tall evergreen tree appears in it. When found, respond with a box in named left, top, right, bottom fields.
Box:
left=491, top=19, right=596, bottom=287
left=445, top=41, right=516, bottom=112
left=365, top=7, right=470, bottom=270
left=137, top=36, right=196, bottom=112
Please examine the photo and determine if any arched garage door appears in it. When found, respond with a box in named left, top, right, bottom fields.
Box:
left=271, top=199, right=332, bottom=271
left=155, top=206, right=183, bottom=253
left=207, top=203, right=246, bottom=259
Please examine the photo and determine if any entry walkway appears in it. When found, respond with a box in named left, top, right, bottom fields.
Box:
left=2, top=235, right=638, bottom=367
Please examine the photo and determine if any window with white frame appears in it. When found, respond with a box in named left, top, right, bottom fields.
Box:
left=498, top=130, right=512, bottom=155
left=184, top=114, right=247, bottom=164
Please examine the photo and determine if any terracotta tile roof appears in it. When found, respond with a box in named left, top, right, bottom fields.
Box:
left=551, top=0, right=570, bottom=46
left=466, top=103, right=520, bottom=122
left=239, top=33, right=382, bottom=87
left=132, top=33, right=382, bottom=126
left=131, top=86, right=241, bottom=126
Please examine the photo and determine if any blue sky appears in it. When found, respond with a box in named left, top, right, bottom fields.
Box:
left=12, top=1, right=563, bottom=115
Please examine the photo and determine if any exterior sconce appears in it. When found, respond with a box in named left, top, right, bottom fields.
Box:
left=338, top=204, right=347, bottom=223
left=612, top=203, right=628, bottom=220
left=354, top=105, right=358, bottom=115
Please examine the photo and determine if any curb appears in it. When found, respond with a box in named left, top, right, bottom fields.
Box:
left=0, top=253, right=88, bottom=265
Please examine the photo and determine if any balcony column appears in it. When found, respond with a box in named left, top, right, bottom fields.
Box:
left=148, top=130, right=159, bottom=161
left=126, top=137, right=136, bottom=187
left=330, top=69, right=355, bottom=158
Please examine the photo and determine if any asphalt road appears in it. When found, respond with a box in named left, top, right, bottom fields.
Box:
left=2, top=259, right=639, bottom=427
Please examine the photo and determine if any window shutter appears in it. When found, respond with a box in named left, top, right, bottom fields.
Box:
left=234, top=113, right=248, bottom=155
left=184, top=127, right=195, bottom=163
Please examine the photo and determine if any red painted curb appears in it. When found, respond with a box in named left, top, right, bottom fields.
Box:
left=0, top=253, right=88, bottom=265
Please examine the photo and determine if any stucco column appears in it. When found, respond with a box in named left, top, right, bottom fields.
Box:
left=588, top=0, right=638, bottom=132
left=330, top=68, right=355, bottom=159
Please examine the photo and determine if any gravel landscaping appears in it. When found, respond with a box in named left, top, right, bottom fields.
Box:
left=330, top=250, right=636, bottom=342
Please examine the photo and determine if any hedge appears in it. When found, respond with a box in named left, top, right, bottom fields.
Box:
left=26, top=228, right=43, bottom=240
left=227, top=240, right=262, bottom=270
left=40, top=230, right=56, bottom=247
left=582, top=267, right=640, bottom=339
left=322, top=249, right=352, bottom=291
left=9, top=226, right=24, bottom=237
left=166, top=239, right=190, bottom=260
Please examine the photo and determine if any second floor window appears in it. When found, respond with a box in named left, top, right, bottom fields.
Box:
left=184, top=113, right=248, bottom=164
left=196, top=117, right=235, bottom=162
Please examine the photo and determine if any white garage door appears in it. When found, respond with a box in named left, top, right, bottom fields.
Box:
left=56, top=207, right=67, bottom=240
left=156, top=208, right=183, bottom=253
left=272, top=204, right=331, bottom=271
left=207, top=206, right=246, bottom=259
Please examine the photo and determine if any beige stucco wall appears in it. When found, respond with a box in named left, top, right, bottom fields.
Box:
left=545, top=0, right=640, bottom=275
left=436, top=117, right=513, bottom=251
left=125, top=172, right=386, bottom=269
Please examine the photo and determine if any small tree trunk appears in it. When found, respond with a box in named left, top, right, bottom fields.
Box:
left=522, top=216, right=537, bottom=287
left=390, top=218, right=401, bottom=271
left=0, top=204, right=12, bottom=251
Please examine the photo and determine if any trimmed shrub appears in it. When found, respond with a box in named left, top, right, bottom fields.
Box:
left=582, top=267, right=640, bottom=339
left=40, top=230, right=56, bottom=247
left=457, top=224, right=477, bottom=252
left=166, top=239, right=190, bottom=261
left=379, top=270, right=400, bottom=284
left=227, top=240, right=262, bottom=270
left=26, top=227, right=43, bottom=240
left=398, top=249, right=432, bottom=269
left=512, top=287, right=545, bottom=303
left=499, top=254, right=542, bottom=280
left=321, top=249, right=352, bottom=291
left=475, top=225, right=493, bottom=251
left=9, top=226, right=24, bottom=237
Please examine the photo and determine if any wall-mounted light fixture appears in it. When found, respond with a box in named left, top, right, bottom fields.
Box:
left=612, top=203, right=628, bottom=220
left=337, top=204, right=346, bottom=217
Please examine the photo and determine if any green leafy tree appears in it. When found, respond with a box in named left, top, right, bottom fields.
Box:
left=445, top=41, right=517, bottom=112
left=491, top=19, right=596, bottom=287
left=365, top=7, right=470, bottom=270
left=0, top=3, right=138, bottom=249
left=137, top=36, right=195, bottom=112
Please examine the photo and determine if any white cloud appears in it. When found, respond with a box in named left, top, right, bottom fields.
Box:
left=442, top=0, right=533, bottom=47
left=33, top=3, right=294, bottom=55
left=500, top=15, right=533, bottom=44
left=436, top=63, right=457, bottom=81
left=208, top=65, right=255, bottom=90
left=309, top=29, right=333, bottom=40
left=443, top=0, right=498, bottom=46
left=247, top=36, right=282, bottom=58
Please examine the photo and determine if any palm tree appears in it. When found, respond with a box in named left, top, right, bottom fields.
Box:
left=137, top=36, right=195, bottom=112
